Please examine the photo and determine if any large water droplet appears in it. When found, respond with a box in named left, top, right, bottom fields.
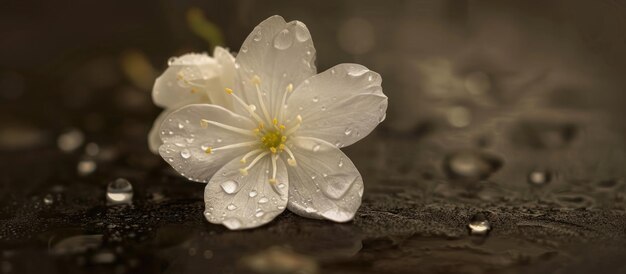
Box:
left=468, top=212, right=491, bottom=236
left=223, top=218, right=242, bottom=229
left=527, top=170, right=551, bottom=186
left=273, top=29, right=293, bottom=50
left=258, top=197, right=269, bottom=204
left=249, top=190, right=258, bottom=197
left=294, top=21, right=310, bottom=42
left=255, top=211, right=265, bottom=217
left=220, top=180, right=238, bottom=194
left=180, top=149, right=191, bottom=159
left=227, top=204, right=237, bottom=211
left=106, top=178, right=133, bottom=205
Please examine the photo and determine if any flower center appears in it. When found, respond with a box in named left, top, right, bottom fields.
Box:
left=261, top=130, right=284, bottom=150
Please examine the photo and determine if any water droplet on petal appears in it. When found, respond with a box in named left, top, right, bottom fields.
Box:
left=241, top=46, right=248, bottom=53
left=255, top=211, right=265, bottom=217
left=312, top=144, right=320, bottom=152
left=278, top=183, right=286, bottom=189
left=167, top=57, right=177, bottom=65
left=253, top=31, right=262, bottom=42
left=106, top=178, right=133, bottom=205
left=273, top=29, right=293, bottom=50
left=338, top=157, right=344, bottom=168
left=178, top=123, right=184, bottom=129
left=294, top=21, right=310, bottom=42
left=220, top=180, right=238, bottom=194
left=180, top=149, right=191, bottom=159
left=223, top=218, right=242, bottom=229
left=344, top=128, right=352, bottom=136
left=258, top=197, right=269, bottom=204
left=249, top=190, right=258, bottom=197
left=227, top=204, right=237, bottom=211
left=312, top=96, right=319, bottom=103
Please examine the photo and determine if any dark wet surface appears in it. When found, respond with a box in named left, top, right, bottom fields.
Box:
left=1, top=1, right=626, bottom=273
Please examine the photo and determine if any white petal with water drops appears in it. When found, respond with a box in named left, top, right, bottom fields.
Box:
left=204, top=156, right=288, bottom=230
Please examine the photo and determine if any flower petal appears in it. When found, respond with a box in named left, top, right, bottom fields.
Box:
left=159, top=104, right=257, bottom=183
left=285, top=137, right=364, bottom=222
left=286, top=64, right=387, bottom=148
left=234, top=15, right=317, bottom=120
left=208, top=46, right=236, bottom=110
left=204, top=155, right=288, bottom=230
left=152, top=53, right=221, bottom=109
left=148, top=109, right=173, bottom=153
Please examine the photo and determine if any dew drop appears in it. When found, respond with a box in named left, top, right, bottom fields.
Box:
left=43, top=194, right=54, bottom=205
left=167, top=57, right=177, bottom=65
left=240, top=46, right=248, bottom=53
left=220, top=180, right=238, bottom=194
left=321, top=106, right=326, bottom=111
left=249, top=190, right=258, bottom=198
left=253, top=31, right=262, bottom=42
left=255, top=211, right=265, bottom=217
left=258, top=197, right=269, bottom=204
left=77, top=160, right=97, bottom=176
left=344, top=128, right=352, bottom=136
left=178, top=123, right=184, bottom=129
left=223, top=218, right=242, bottom=229
left=338, top=157, right=344, bottom=167
left=330, top=69, right=336, bottom=75
left=180, top=149, right=191, bottom=159
left=216, top=138, right=223, bottom=143
left=227, top=204, right=237, bottom=211
left=294, top=22, right=310, bottom=42
left=305, top=207, right=318, bottom=213
left=468, top=212, right=491, bottom=236
left=278, top=183, right=286, bottom=189
left=312, top=144, right=321, bottom=152
left=312, top=96, right=319, bottom=103
left=106, top=178, right=133, bottom=205
left=273, top=29, right=293, bottom=50
left=527, top=170, right=551, bottom=186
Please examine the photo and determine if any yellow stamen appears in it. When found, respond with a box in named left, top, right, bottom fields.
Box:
left=225, top=88, right=233, bottom=94
left=204, top=147, right=212, bottom=154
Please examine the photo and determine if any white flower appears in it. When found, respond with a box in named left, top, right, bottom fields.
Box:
left=158, top=16, right=388, bottom=230
left=148, top=47, right=236, bottom=153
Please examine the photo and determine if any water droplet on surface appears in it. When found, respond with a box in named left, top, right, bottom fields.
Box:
left=258, top=197, right=269, bottom=204
left=278, top=183, right=286, bottom=189
left=43, top=194, right=54, bottom=205
left=216, top=138, right=222, bottom=143
left=57, top=129, right=84, bottom=152
left=312, top=96, right=319, bottom=103
left=527, top=171, right=551, bottom=186
left=223, top=218, right=242, bottom=229
left=85, top=142, right=100, bottom=156
left=227, top=204, right=237, bottom=211
left=321, top=106, right=326, bottom=111
left=305, top=207, right=317, bottom=213
left=338, top=157, right=344, bottom=167
left=344, top=128, right=352, bottom=135
left=273, top=29, right=293, bottom=50
left=249, top=190, right=258, bottom=197
left=180, top=149, right=191, bottom=159
left=468, top=212, right=491, bottom=235
left=106, top=178, right=133, bottom=205
left=312, top=144, right=321, bottom=152
left=77, top=160, right=97, bottom=176
left=255, top=211, right=265, bottom=217
left=220, top=180, right=238, bottom=194
left=178, top=123, right=184, bottom=129
left=241, top=46, right=248, bottom=53
left=443, top=151, right=503, bottom=182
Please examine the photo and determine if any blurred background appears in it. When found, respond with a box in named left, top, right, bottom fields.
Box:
left=0, top=0, right=625, bottom=273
